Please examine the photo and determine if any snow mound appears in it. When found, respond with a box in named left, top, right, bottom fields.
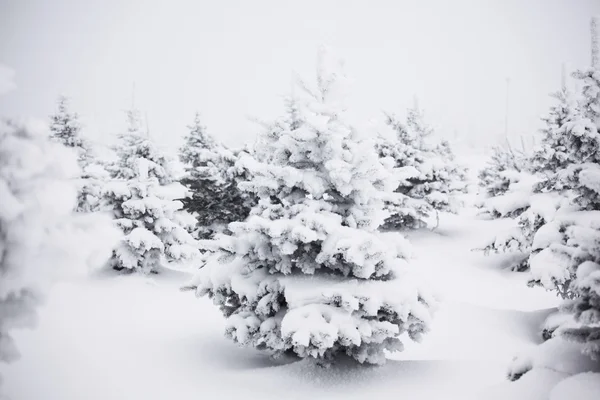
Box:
left=550, top=372, right=600, bottom=400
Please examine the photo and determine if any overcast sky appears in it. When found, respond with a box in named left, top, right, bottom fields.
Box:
left=1, top=0, right=599, bottom=150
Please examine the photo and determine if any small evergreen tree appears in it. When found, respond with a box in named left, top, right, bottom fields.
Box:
left=49, top=96, right=107, bottom=212
left=480, top=76, right=578, bottom=270
left=530, top=77, right=580, bottom=186
left=478, top=144, right=527, bottom=198
left=377, top=105, right=467, bottom=230
left=0, top=119, right=116, bottom=380
left=376, top=114, right=432, bottom=229
left=405, top=101, right=432, bottom=149
left=49, top=96, right=90, bottom=164
left=186, top=48, right=434, bottom=365
left=103, top=110, right=199, bottom=273
left=403, top=104, right=467, bottom=213
left=179, top=113, right=254, bottom=239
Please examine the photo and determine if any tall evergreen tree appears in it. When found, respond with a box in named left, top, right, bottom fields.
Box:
left=548, top=63, right=600, bottom=355
left=186, top=48, right=434, bottom=365
left=179, top=113, right=254, bottom=239
left=526, top=28, right=600, bottom=356
left=103, top=110, right=199, bottom=273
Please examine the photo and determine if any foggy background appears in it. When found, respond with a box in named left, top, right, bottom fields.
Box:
left=1, top=0, right=599, bottom=150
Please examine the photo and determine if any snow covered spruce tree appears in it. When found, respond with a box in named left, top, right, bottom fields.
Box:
left=186, top=48, right=434, bottom=365
left=480, top=70, right=577, bottom=271
left=530, top=67, right=581, bottom=188
left=49, top=96, right=90, bottom=164
left=525, top=24, right=600, bottom=353
left=375, top=114, right=432, bottom=229
left=49, top=96, right=107, bottom=212
left=478, top=143, right=528, bottom=199
left=179, top=113, right=255, bottom=239
left=403, top=105, right=467, bottom=213
left=0, top=119, right=117, bottom=382
left=525, top=67, right=600, bottom=290
left=559, top=224, right=600, bottom=359
left=252, top=95, right=304, bottom=163
left=376, top=104, right=467, bottom=230
left=103, top=110, right=199, bottom=273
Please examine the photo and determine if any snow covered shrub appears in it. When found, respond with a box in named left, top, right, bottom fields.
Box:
left=0, top=120, right=117, bottom=377
left=103, top=110, right=199, bottom=273
left=479, top=170, right=539, bottom=221
left=179, top=113, right=255, bottom=239
left=481, top=212, right=543, bottom=272
left=186, top=48, right=434, bottom=365
left=49, top=96, right=107, bottom=212
left=481, top=191, right=565, bottom=271
left=376, top=108, right=467, bottom=230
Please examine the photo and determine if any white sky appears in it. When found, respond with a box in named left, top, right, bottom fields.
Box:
left=1, top=0, right=599, bottom=150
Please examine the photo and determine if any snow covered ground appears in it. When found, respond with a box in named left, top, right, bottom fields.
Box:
left=0, top=203, right=566, bottom=400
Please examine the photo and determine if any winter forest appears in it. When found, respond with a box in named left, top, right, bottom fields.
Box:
left=2, top=1, right=600, bottom=399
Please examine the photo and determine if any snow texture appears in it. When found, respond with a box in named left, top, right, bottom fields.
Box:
left=0, top=119, right=117, bottom=381
left=550, top=372, right=600, bottom=400
left=0, top=189, right=566, bottom=400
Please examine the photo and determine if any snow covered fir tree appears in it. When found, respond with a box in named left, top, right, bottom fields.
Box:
left=49, top=96, right=90, bottom=163
left=179, top=113, right=255, bottom=239
left=103, top=110, right=199, bottom=273
left=477, top=144, right=528, bottom=200
left=529, top=66, right=581, bottom=186
left=186, top=49, right=434, bottom=365
left=479, top=68, right=578, bottom=271
left=376, top=103, right=467, bottom=229
left=48, top=96, right=107, bottom=212
left=0, top=119, right=116, bottom=384
left=252, top=95, right=304, bottom=163
left=505, top=18, right=600, bottom=390
left=481, top=57, right=600, bottom=274
left=528, top=62, right=600, bottom=297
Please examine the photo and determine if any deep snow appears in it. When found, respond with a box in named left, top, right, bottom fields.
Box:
left=0, top=204, right=566, bottom=400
